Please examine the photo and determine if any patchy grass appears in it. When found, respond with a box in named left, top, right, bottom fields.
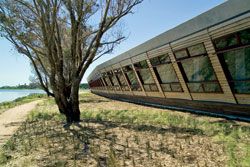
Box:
left=0, top=94, right=46, bottom=115
left=1, top=93, right=250, bottom=166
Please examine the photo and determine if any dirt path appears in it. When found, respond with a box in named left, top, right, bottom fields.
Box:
left=0, top=100, right=42, bottom=146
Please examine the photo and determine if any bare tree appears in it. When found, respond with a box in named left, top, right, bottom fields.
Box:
left=0, top=0, right=143, bottom=124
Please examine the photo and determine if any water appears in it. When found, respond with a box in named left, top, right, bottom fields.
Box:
left=0, top=89, right=45, bottom=103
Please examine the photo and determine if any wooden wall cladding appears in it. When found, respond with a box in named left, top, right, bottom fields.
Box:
left=147, top=45, right=171, bottom=59
left=112, top=63, right=122, bottom=69
left=203, top=36, right=237, bottom=104
left=132, top=91, right=146, bottom=97
left=164, top=92, right=191, bottom=100
left=131, top=53, right=147, bottom=63
left=191, top=93, right=235, bottom=103
left=120, top=59, right=132, bottom=67
left=235, top=94, right=250, bottom=105
left=209, top=15, right=250, bottom=39
left=145, top=91, right=164, bottom=98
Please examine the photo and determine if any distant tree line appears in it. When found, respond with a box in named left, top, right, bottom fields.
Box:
left=80, top=83, right=89, bottom=90
left=0, top=83, right=41, bottom=89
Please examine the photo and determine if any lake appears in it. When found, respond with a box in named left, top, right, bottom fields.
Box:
left=0, top=89, right=45, bottom=103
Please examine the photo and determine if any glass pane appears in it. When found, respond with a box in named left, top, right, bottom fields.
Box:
left=188, top=83, right=203, bottom=92
left=138, top=69, right=155, bottom=84
left=127, top=71, right=139, bottom=85
left=150, top=84, right=158, bottom=91
left=239, top=28, right=250, bottom=45
left=140, top=60, right=149, bottom=68
left=203, top=82, right=221, bottom=92
left=188, top=43, right=206, bottom=56
left=123, top=65, right=133, bottom=72
left=181, top=56, right=216, bottom=82
left=143, top=85, right=151, bottom=91
left=118, top=74, right=127, bottom=86
left=131, top=84, right=141, bottom=91
left=223, top=47, right=250, bottom=81
left=233, top=81, right=250, bottom=94
left=104, top=77, right=112, bottom=86
left=150, top=57, right=160, bottom=66
left=214, top=34, right=238, bottom=50
left=171, top=83, right=182, bottom=92
left=161, top=84, right=171, bottom=92
left=111, top=76, right=119, bottom=86
left=159, top=54, right=170, bottom=63
left=174, top=49, right=188, bottom=59
left=156, top=64, right=178, bottom=83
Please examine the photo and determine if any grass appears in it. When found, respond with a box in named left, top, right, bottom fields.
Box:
left=1, top=92, right=250, bottom=166
left=0, top=94, right=46, bottom=114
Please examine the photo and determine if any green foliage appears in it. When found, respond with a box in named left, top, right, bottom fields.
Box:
left=0, top=83, right=41, bottom=90
left=80, top=83, right=89, bottom=89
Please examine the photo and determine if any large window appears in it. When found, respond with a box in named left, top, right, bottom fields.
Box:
left=214, top=28, right=250, bottom=94
left=113, top=68, right=130, bottom=91
left=109, top=71, right=121, bottom=91
left=89, top=78, right=104, bottom=90
left=174, top=43, right=222, bottom=93
left=102, top=72, right=114, bottom=90
left=122, top=65, right=142, bottom=91
left=134, top=60, right=158, bottom=92
left=150, top=54, right=182, bottom=92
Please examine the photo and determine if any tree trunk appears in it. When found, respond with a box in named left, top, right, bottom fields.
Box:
left=53, top=79, right=81, bottom=124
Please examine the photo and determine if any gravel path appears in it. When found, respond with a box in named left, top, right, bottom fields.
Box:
left=0, top=100, right=42, bottom=146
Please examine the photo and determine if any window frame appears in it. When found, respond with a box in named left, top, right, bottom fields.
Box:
left=174, top=43, right=222, bottom=93
left=122, top=65, right=142, bottom=91
left=150, top=54, right=183, bottom=92
left=133, top=60, right=158, bottom=92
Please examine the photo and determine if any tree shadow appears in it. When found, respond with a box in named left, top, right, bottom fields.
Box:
left=85, top=119, right=204, bottom=136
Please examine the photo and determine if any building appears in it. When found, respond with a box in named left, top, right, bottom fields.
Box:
left=87, top=0, right=250, bottom=120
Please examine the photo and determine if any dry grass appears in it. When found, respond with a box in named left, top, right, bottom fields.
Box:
left=1, top=93, right=250, bottom=167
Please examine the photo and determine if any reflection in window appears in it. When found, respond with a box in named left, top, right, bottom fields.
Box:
left=214, top=28, right=250, bottom=94
left=150, top=54, right=182, bottom=92
left=181, top=56, right=216, bottom=82
left=114, top=68, right=129, bottom=91
left=214, top=28, right=250, bottom=50
left=239, top=28, right=250, bottom=45
left=175, top=43, right=221, bottom=93
left=123, top=65, right=141, bottom=91
left=174, top=49, right=188, bottom=59
left=188, top=43, right=206, bottom=56
left=134, top=60, right=158, bottom=92
left=219, top=47, right=250, bottom=93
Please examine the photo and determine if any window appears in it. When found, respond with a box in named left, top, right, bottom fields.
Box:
left=102, top=72, right=114, bottom=90
left=134, top=60, right=158, bottom=92
left=174, top=49, right=188, bottom=59
left=150, top=54, right=171, bottom=66
left=150, top=54, right=183, bottom=92
left=114, top=68, right=130, bottom=91
left=239, top=28, right=250, bottom=45
left=174, top=43, right=221, bottom=93
left=214, top=28, right=250, bottom=94
left=219, top=47, right=250, bottom=93
left=122, top=65, right=141, bottom=91
left=214, top=28, right=250, bottom=51
left=188, top=43, right=207, bottom=56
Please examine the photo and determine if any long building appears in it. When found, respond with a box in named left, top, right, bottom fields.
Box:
left=87, top=0, right=250, bottom=120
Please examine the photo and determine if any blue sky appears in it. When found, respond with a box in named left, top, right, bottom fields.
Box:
left=0, top=0, right=225, bottom=86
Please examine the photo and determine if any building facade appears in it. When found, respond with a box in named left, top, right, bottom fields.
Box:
left=87, top=0, right=250, bottom=120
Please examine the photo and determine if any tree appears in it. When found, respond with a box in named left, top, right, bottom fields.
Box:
left=0, top=0, right=143, bottom=123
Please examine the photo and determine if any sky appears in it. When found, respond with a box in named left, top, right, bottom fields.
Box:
left=0, top=0, right=225, bottom=87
